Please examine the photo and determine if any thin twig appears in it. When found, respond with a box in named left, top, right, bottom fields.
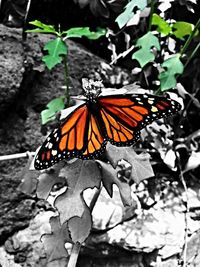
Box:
left=180, top=18, right=200, bottom=56
left=176, top=151, right=189, bottom=267
left=184, top=42, right=200, bottom=68
left=67, top=242, right=81, bottom=267
left=89, top=186, right=102, bottom=212
left=63, top=55, right=70, bottom=107
left=0, top=152, right=35, bottom=161
left=22, top=0, right=32, bottom=41
left=174, top=86, right=200, bottom=140
left=148, top=0, right=155, bottom=32
left=180, top=171, right=189, bottom=267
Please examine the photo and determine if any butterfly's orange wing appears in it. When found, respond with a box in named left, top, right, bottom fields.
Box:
left=34, top=93, right=181, bottom=170
left=98, top=94, right=181, bottom=146
left=34, top=104, right=106, bottom=170
left=82, top=113, right=105, bottom=158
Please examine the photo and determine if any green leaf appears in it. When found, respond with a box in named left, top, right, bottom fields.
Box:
left=152, top=14, right=171, bottom=36
left=26, top=20, right=57, bottom=34
left=41, top=216, right=72, bottom=263
left=63, top=27, right=106, bottom=40
left=172, top=21, right=198, bottom=39
left=41, top=97, right=65, bottom=125
left=42, top=38, right=68, bottom=70
left=159, top=54, right=184, bottom=91
left=132, top=32, right=160, bottom=68
left=55, top=159, right=101, bottom=224
left=115, top=0, right=147, bottom=29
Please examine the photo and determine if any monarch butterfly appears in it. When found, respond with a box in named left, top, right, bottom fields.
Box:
left=34, top=80, right=181, bottom=170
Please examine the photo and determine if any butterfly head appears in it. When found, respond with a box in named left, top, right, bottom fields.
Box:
left=82, top=78, right=103, bottom=102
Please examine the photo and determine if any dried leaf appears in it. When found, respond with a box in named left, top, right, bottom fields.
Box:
left=106, top=144, right=154, bottom=184
left=184, top=229, right=200, bottom=265
left=18, top=156, right=38, bottom=196
left=41, top=216, right=71, bottom=262
left=37, top=162, right=66, bottom=199
left=68, top=204, right=92, bottom=243
left=184, top=152, right=200, bottom=173
left=97, top=160, right=132, bottom=206
left=55, top=159, right=101, bottom=224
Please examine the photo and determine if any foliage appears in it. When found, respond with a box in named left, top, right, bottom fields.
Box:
left=73, top=0, right=127, bottom=18
left=131, top=32, right=160, bottom=68
left=27, top=20, right=106, bottom=124
left=42, top=38, right=68, bottom=70
left=22, top=142, right=154, bottom=263
left=115, top=0, right=147, bottom=29
left=114, top=3, right=200, bottom=93
left=152, top=14, right=199, bottom=39
left=41, top=97, right=65, bottom=125
left=159, top=54, right=184, bottom=91
left=20, top=1, right=200, bottom=267
left=27, top=20, right=106, bottom=70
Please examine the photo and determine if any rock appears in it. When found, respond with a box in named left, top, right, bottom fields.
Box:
left=0, top=25, right=24, bottom=114
left=0, top=22, right=131, bottom=257
left=0, top=211, right=55, bottom=267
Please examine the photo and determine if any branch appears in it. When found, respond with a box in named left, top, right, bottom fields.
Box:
left=0, top=151, right=35, bottom=161
left=176, top=151, right=189, bottom=267
left=67, top=242, right=81, bottom=267
left=180, top=18, right=200, bottom=56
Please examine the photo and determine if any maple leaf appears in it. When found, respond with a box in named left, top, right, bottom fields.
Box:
left=42, top=37, right=67, bottom=70
left=132, top=32, right=160, bottom=68
left=63, top=27, right=106, bottom=39
left=27, top=20, right=57, bottom=34
left=68, top=203, right=92, bottom=243
left=115, top=0, right=147, bottom=29
left=37, top=162, right=66, bottom=199
left=97, top=160, right=132, bottom=206
left=55, top=159, right=101, bottom=224
left=41, top=97, right=65, bottom=125
left=159, top=54, right=184, bottom=91
left=41, top=216, right=72, bottom=263
left=152, top=14, right=171, bottom=36
left=172, top=21, right=198, bottom=39
left=106, top=143, right=154, bottom=184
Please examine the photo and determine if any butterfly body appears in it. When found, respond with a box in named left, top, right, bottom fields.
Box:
left=34, top=84, right=181, bottom=170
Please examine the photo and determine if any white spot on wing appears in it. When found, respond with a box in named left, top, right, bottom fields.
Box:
left=48, top=143, right=53, bottom=149
left=52, top=150, right=57, bottom=156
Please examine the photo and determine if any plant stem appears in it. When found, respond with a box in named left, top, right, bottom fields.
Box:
left=67, top=242, right=81, bottom=267
left=184, top=42, right=200, bottom=68
left=22, top=0, right=32, bottom=41
left=175, top=151, right=189, bottom=267
left=180, top=18, right=200, bottom=56
left=180, top=171, right=189, bottom=267
left=89, top=186, right=102, bottom=212
left=148, top=0, right=155, bottom=32
left=63, top=55, right=70, bottom=107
